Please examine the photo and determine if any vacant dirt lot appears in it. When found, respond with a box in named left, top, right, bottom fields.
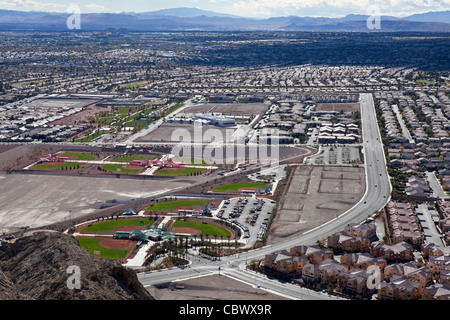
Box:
left=315, top=102, right=360, bottom=113
left=146, top=274, right=289, bottom=300
left=267, top=165, right=365, bottom=244
left=181, top=103, right=269, bottom=117
left=48, top=105, right=111, bottom=126
left=0, top=172, right=192, bottom=234
left=135, top=122, right=239, bottom=143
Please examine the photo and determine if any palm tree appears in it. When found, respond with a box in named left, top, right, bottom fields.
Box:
left=219, top=235, right=224, bottom=258
left=193, top=234, right=198, bottom=249
left=167, top=239, right=174, bottom=257
left=199, top=234, right=204, bottom=251
left=177, top=237, right=182, bottom=259
left=213, top=234, right=218, bottom=260
left=205, top=234, right=209, bottom=256
left=184, top=236, right=189, bottom=259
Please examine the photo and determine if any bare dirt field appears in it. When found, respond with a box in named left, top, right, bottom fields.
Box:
left=181, top=103, right=269, bottom=116
left=135, top=122, right=238, bottom=143
left=267, top=165, right=365, bottom=245
left=0, top=145, right=59, bottom=170
left=315, top=102, right=360, bottom=113
left=145, top=274, right=290, bottom=300
left=0, top=172, right=192, bottom=234
left=48, top=105, right=111, bottom=126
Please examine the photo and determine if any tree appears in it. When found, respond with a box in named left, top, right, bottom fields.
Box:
left=214, top=234, right=218, bottom=260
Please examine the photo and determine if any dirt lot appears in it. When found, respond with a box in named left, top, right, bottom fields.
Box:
left=135, top=122, right=239, bottom=143
left=315, top=102, right=360, bottom=113
left=48, top=105, right=111, bottom=126
left=0, top=172, right=192, bottom=234
left=267, top=165, right=365, bottom=244
left=145, top=274, right=289, bottom=300
left=181, top=103, right=269, bottom=117
left=0, top=145, right=59, bottom=170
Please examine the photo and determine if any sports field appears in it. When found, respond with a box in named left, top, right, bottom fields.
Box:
left=33, top=162, right=84, bottom=170
left=102, top=164, right=142, bottom=174
left=81, top=219, right=155, bottom=233
left=60, top=152, right=96, bottom=160
left=111, top=155, right=157, bottom=162
left=76, top=237, right=130, bottom=259
left=146, top=200, right=211, bottom=212
left=172, top=220, right=232, bottom=238
left=212, top=182, right=268, bottom=192
left=174, top=157, right=210, bottom=165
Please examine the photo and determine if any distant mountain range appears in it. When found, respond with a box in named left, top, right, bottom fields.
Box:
left=0, top=8, right=448, bottom=32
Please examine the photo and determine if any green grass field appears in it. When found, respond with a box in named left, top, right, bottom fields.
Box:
left=146, top=200, right=211, bottom=212
left=212, top=182, right=268, bottom=192
left=172, top=220, right=232, bottom=238
left=102, top=164, right=142, bottom=174
left=75, top=130, right=110, bottom=143
left=156, top=168, right=205, bottom=176
left=111, top=155, right=157, bottom=162
left=81, top=219, right=155, bottom=233
left=174, top=157, right=210, bottom=165
left=60, top=152, right=96, bottom=160
left=33, top=162, right=83, bottom=170
left=76, top=237, right=130, bottom=259
left=120, top=82, right=148, bottom=90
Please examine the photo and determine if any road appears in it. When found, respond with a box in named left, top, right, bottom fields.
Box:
left=425, top=171, right=449, bottom=199
left=392, top=104, right=414, bottom=144
left=121, top=99, right=195, bottom=145
left=137, top=92, right=392, bottom=300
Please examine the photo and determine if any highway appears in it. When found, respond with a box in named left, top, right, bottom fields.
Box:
left=137, top=93, right=392, bottom=300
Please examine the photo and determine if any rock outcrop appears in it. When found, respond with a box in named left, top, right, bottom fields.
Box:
left=0, top=232, right=153, bottom=300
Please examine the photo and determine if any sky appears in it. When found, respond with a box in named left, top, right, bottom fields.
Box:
left=0, top=0, right=449, bottom=18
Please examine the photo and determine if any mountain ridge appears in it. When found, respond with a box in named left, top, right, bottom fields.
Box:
left=0, top=8, right=448, bottom=31
left=0, top=232, right=154, bottom=300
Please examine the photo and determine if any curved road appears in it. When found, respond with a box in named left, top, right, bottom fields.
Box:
left=137, top=93, right=392, bottom=300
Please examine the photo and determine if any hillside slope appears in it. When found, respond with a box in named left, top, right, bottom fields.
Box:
left=0, top=232, right=153, bottom=300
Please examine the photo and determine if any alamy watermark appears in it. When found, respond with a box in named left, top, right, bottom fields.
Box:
left=367, top=5, right=381, bottom=30
left=66, top=265, right=81, bottom=290
left=67, top=5, right=81, bottom=30
left=367, top=265, right=382, bottom=290
left=170, top=122, right=280, bottom=168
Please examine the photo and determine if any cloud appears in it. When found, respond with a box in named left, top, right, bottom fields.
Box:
left=85, top=3, right=107, bottom=12
left=230, top=0, right=450, bottom=18
left=0, top=0, right=66, bottom=11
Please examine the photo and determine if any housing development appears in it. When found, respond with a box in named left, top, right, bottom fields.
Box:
left=0, top=13, right=449, bottom=304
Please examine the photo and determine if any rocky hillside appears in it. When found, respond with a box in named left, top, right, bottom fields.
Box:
left=0, top=232, right=153, bottom=300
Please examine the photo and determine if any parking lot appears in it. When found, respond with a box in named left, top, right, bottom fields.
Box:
left=214, top=196, right=276, bottom=248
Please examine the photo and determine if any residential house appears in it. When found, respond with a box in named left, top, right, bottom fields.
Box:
left=385, top=201, right=424, bottom=247
left=422, top=243, right=450, bottom=258
left=340, top=252, right=387, bottom=272
left=428, top=254, right=450, bottom=278
left=370, top=241, right=414, bottom=262
left=317, top=259, right=348, bottom=284
left=338, top=268, right=375, bottom=297
left=290, top=245, right=334, bottom=265
left=301, top=263, right=320, bottom=283
left=344, top=222, right=377, bottom=240
left=264, top=250, right=309, bottom=275
left=422, top=283, right=450, bottom=300
left=439, top=269, right=450, bottom=284
left=378, top=276, right=423, bottom=300
left=327, top=232, right=371, bottom=253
